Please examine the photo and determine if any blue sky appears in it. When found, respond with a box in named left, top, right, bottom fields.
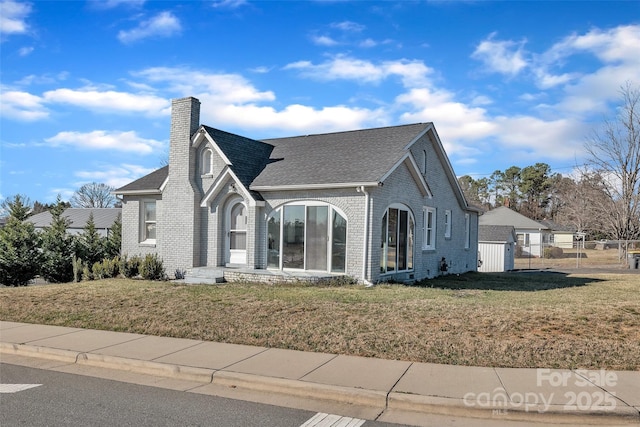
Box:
left=1, top=0, right=639, bottom=208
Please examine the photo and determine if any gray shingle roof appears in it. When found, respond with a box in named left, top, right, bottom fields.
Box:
left=203, top=126, right=273, bottom=199
left=116, top=166, right=168, bottom=194
left=479, top=225, right=516, bottom=242
left=479, top=206, right=549, bottom=230
left=253, top=123, right=431, bottom=188
left=28, top=208, right=121, bottom=230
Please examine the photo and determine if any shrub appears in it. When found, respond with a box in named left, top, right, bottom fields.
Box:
left=92, top=261, right=106, bottom=280
left=82, top=263, right=93, bottom=281
left=120, top=255, right=141, bottom=279
left=140, top=253, right=166, bottom=281
left=104, top=256, right=120, bottom=278
left=544, top=246, right=564, bottom=259
left=72, top=254, right=84, bottom=283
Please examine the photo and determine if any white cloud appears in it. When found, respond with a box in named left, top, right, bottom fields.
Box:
left=0, top=88, right=48, bottom=120
left=18, top=46, right=33, bottom=56
left=89, top=0, right=145, bottom=9
left=493, top=116, right=585, bottom=159
left=284, top=55, right=433, bottom=88
left=311, top=35, right=339, bottom=46
left=472, top=32, right=528, bottom=76
left=74, top=163, right=159, bottom=189
left=117, top=11, right=181, bottom=44
left=212, top=103, right=387, bottom=134
left=134, top=67, right=275, bottom=104
left=0, top=0, right=31, bottom=36
left=330, top=21, right=365, bottom=33
left=42, top=89, right=169, bottom=115
left=45, top=130, right=164, bottom=154
left=397, top=88, right=496, bottom=142
left=211, top=0, right=248, bottom=9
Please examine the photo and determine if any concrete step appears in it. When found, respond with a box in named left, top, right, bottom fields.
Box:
left=184, top=267, right=225, bottom=284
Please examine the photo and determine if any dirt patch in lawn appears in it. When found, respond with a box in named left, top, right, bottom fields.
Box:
left=1, top=272, right=639, bottom=370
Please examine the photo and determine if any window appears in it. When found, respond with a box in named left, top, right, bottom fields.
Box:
left=381, top=205, right=415, bottom=273
left=142, top=201, right=156, bottom=243
left=422, top=150, right=427, bottom=175
left=201, top=148, right=213, bottom=175
left=423, top=207, right=436, bottom=250
left=464, top=213, right=470, bottom=249
left=444, top=210, right=452, bottom=239
left=267, top=202, right=347, bottom=273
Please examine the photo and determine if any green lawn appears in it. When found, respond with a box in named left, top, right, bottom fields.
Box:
left=1, top=272, right=639, bottom=370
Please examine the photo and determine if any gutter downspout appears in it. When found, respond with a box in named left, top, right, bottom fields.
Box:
left=357, top=186, right=373, bottom=286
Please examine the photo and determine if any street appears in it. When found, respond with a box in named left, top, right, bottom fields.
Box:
left=0, top=363, right=395, bottom=427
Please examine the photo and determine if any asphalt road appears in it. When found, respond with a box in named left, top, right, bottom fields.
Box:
left=0, top=363, right=396, bottom=427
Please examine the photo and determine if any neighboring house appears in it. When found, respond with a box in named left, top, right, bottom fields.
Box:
left=479, top=206, right=550, bottom=257
left=115, top=97, right=479, bottom=283
left=28, top=208, right=121, bottom=237
left=539, top=220, right=576, bottom=249
left=478, top=225, right=516, bottom=272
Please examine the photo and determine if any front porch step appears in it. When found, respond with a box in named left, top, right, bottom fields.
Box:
left=184, top=267, right=225, bottom=284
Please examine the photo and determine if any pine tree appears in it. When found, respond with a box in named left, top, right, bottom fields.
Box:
left=40, top=196, right=75, bottom=283
left=77, top=212, right=105, bottom=266
left=104, top=214, right=122, bottom=258
left=0, top=195, right=43, bottom=286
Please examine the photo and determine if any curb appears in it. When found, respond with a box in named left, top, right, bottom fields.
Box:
left=212, top=370, right=388, bottom=410
left=387, top=391, right=640, bottom=426
left=2, top=343, right=638, bottom=425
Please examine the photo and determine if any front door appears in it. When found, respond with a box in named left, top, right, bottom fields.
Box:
left=228, top=201, right=247, bottom=265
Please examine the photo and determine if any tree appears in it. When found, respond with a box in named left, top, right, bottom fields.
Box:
left=458, top=176, right=490, bottom=208
left=41, top=196, right=75, bottom=283
left=585, top=82, right=640, bottom=245
left=76, top=213, right=105, bottom=266
left=105, top=214, right=122, bottom=258
left=502, top=166, right=522, bottom=209
left=71, top=182, right=116, bottom=208
left=519, top=163, right=554, bottom=220
left=0, top=195, right=43, bottom=286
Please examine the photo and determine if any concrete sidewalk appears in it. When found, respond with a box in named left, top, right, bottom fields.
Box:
left=1, top=321, right=638, bottom=426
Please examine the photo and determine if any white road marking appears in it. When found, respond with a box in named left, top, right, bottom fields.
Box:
left=0, top=384, right=43, bottom=393
left=301, top=412, right=366, bottom=427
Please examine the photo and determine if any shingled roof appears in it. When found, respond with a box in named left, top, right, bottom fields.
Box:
left=479, top=225, right=516, bottom=242
left=116, top=123, right=444, bottom=199
left=253, top=123, right=431, bottom=188
left=479, top=206, right=549, bottom=230
left=28, top=208, right=121, bottom=230
left=115, top=166, right=168, bottom=194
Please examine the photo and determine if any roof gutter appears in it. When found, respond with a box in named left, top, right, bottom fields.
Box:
left=112, top=189, right=162, bottom=196
left=251, top=182, right=380, bottom=192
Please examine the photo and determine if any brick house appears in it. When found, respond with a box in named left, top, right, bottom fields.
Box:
left=115, top=97, right=479, bottom=283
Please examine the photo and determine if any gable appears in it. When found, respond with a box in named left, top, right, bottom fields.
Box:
left=479, top=207, right=549, bottom=230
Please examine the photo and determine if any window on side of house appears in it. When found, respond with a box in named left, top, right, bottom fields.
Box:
left=422, top=206, right=436, bottom=250
left=201, top=148, right=213, bottom=175
left=464, top=213, right=470, bottom=249
left=142, top=201, right=156, bottom=244
left=422, top=150, right=427, bottom=175
left=380, top=205, right=415, bottom=274
left=444, top=210, right=452, bottom=239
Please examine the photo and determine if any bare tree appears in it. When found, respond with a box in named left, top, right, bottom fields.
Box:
left=585, top=82, right=640, bottom=248
left=71, top=182, right=117, bottom=208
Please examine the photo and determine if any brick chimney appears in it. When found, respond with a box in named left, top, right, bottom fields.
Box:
left=161, top=97, right=202, bottom=273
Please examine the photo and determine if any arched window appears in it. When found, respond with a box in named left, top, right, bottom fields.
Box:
left=201, top=148, right=213, bottom=175
left=267, top=202, right=347, bottom=273
left=380, top=204, right=414, bottom=273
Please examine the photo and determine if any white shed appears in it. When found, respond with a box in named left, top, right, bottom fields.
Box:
left=478, top=225, right=517, bottom=272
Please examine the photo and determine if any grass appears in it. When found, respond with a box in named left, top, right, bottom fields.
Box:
left=2, top=270, right=639, bottom=370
